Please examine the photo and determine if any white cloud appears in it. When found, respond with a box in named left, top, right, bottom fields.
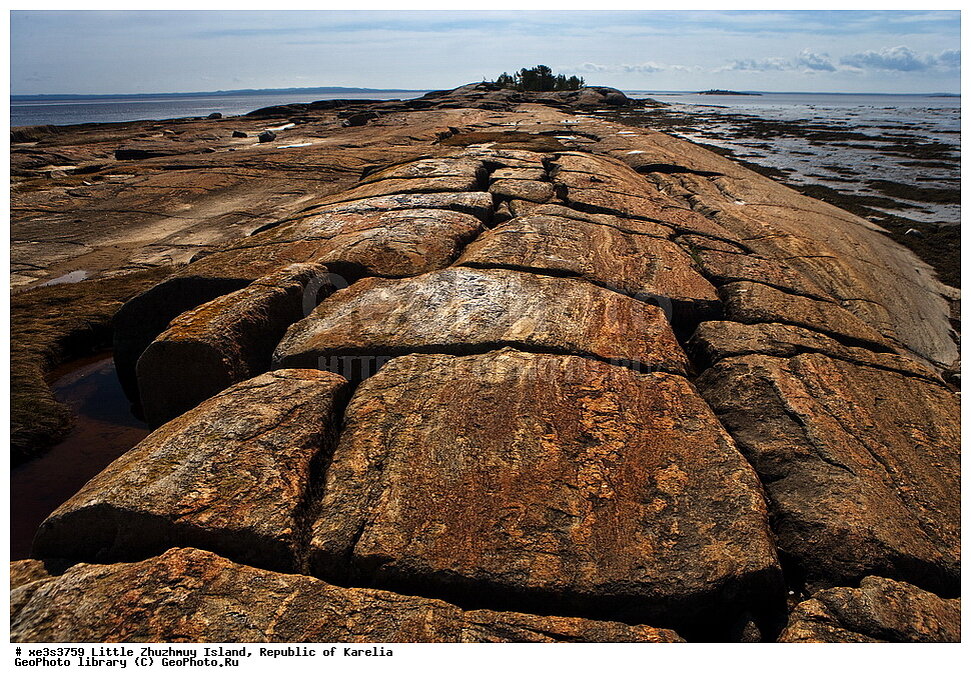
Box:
left=795, top=50, right=836, bottom=72
left=840, top=45, right=960, bottom=72
left=575, top=61, right=699, bottom=74
left=714, top=57, right=791, bottom=72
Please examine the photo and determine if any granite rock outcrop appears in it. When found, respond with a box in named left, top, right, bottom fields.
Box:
left=11, top=84, right=960, bottom=643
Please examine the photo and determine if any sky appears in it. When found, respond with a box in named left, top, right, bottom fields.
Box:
left=9, top=9, right=962, bottom=95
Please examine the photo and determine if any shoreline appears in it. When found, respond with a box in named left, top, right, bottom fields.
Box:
left=591, top=98, right=960, bottom=289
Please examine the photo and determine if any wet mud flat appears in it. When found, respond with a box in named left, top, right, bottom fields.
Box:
left=595, top=98, right=960, bottom=288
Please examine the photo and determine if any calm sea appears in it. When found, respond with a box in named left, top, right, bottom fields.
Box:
left=10, top=90, right=429, bottom=127
left=625, top=91, right=960, bottom=225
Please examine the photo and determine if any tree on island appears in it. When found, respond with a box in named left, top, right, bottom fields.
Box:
left=493, top=65, right=585, bottom=92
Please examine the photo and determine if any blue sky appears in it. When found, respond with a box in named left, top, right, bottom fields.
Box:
left=10, top=10, right=962, bottom=95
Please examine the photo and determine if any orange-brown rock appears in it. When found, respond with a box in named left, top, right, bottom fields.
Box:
left=310, top=349, right=782, bottom=635
left=455, top=214, right=720, bottom=322
left=318, top=175, right=484, bottom=205
left=509, top=200, right=675, bottom=238
left=114, top=207, right=487, bottom=400
left=488, top=178, right=555, bottom=203
left=305, top=190, right=495, bottom=222
left=11, top=548, right=683, bottom=643
left=32, top=370, right=348, bottom=572
left=779, top=577, right=960, bottom=643
left=136, top=263, right=332, bottom=427
left=721, top=281, right=895, bottom=351
left=696, top=353, right=959, bottom=595
left=272, top=267, right=689, bottom=378
left=689, top=320, right=940, bottom=382
left=694, top=248, right=830, bottom=299
left=361, top=155, right=486, bottom=183
left=243, top=207, right=486, bottom=280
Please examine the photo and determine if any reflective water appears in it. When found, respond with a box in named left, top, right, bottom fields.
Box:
left=10, top=355, right=149, bottom=560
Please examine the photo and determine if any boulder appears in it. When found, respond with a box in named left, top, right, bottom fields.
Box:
left=11, top=548, right=683, bottom=643
left=136, top=263, right=333, bottom=427
left=779, top=577, right=960, bottom=643
left=696, top=353, right=959, bottom=595
left=258, top=130, right=277, bottom=143
left=272, top=267, right=689, bottom=379
left=309, top=349, right=782, bottom=635
left=32, top=370, right=348, bottom=572
left=207, top=112, right=222, bottom=119
left=231, top=130, right=248, bottom=138
left=455, top=214, right=720, bottom=323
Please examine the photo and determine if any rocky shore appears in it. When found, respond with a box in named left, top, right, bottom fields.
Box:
left=10, top=82, right=960, bottom=642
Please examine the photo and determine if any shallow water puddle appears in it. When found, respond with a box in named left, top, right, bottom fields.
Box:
left=40, top=270, right=88, bottom=287
left=10, top=354, right=150, bottom=560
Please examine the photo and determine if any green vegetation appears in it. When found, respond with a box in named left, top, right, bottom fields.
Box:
left=492, top=65, right=585, bottom=92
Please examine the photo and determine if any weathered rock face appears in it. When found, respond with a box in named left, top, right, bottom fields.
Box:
left=455, top=213, right=720, bottom=323
left=11, top=548, right=682, bottom=643
left=272, top=267, right=689, bottom=378
left=689, top=320, right=939, bottom=381
left=696, top=353, right=959, bottom=596
left=32, top=370, right=348, bottom=572
left=779, top=577, right=960, bottom=643
left=310, top=349, right=783, bottom=635
left=721, top=281, right=895, bottom=351
left=136, top=263, right=332, bottom=427
left=14, top=87, right=960, bottom=643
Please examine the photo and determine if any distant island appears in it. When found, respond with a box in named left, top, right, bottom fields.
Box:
left=491, top=65, right=585, bottom=92
left=698, top=89, right=761, bottom=96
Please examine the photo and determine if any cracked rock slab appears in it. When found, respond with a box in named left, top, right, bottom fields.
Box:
left=114, top=209, right=486, bottom=400
left=32, top=370, right=348, bottom=572
left=689, top=320, right=940, bottom=383
left=11, top=548, right=683, bottom=643
left=310, top=348, right=782, bottom=632
left=136, top=263, right=332, bottom=428
left=244, top=208, right=487, bottom=280
left=779, top=576, right=960, bottom=643
left=318, top=176, right=483, bottom=205
left=306, top=191, right=495, bottom=222
left=722, top=281, right=895, bottom=351
left=508, top=200, right=674, bottom=238
left=696, top=353, right=959, bottom=595
left=455, top=214, right=720, bottom=322
left=488, top=179, right=555, bottom=203
left=272, top=267, right=689, bottom=377
left=695, top=249, right=831, bottom=300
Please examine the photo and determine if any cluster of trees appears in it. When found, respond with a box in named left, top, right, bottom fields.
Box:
left=492, top=65, right=585, bottom=92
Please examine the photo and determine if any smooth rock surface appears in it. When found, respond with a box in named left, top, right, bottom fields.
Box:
left=33, top=370, right=348, bottom=572
left=136, top=263, right=332, bottom=427
left=273, top=267, right=689, bottom=377
left=11, top=548, right=684, bottom=643
left=697, top=353, right=959, bottom=595
left=310, top=349, right=782, bottom=634
left=779, top=576, right=960, bottom=643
